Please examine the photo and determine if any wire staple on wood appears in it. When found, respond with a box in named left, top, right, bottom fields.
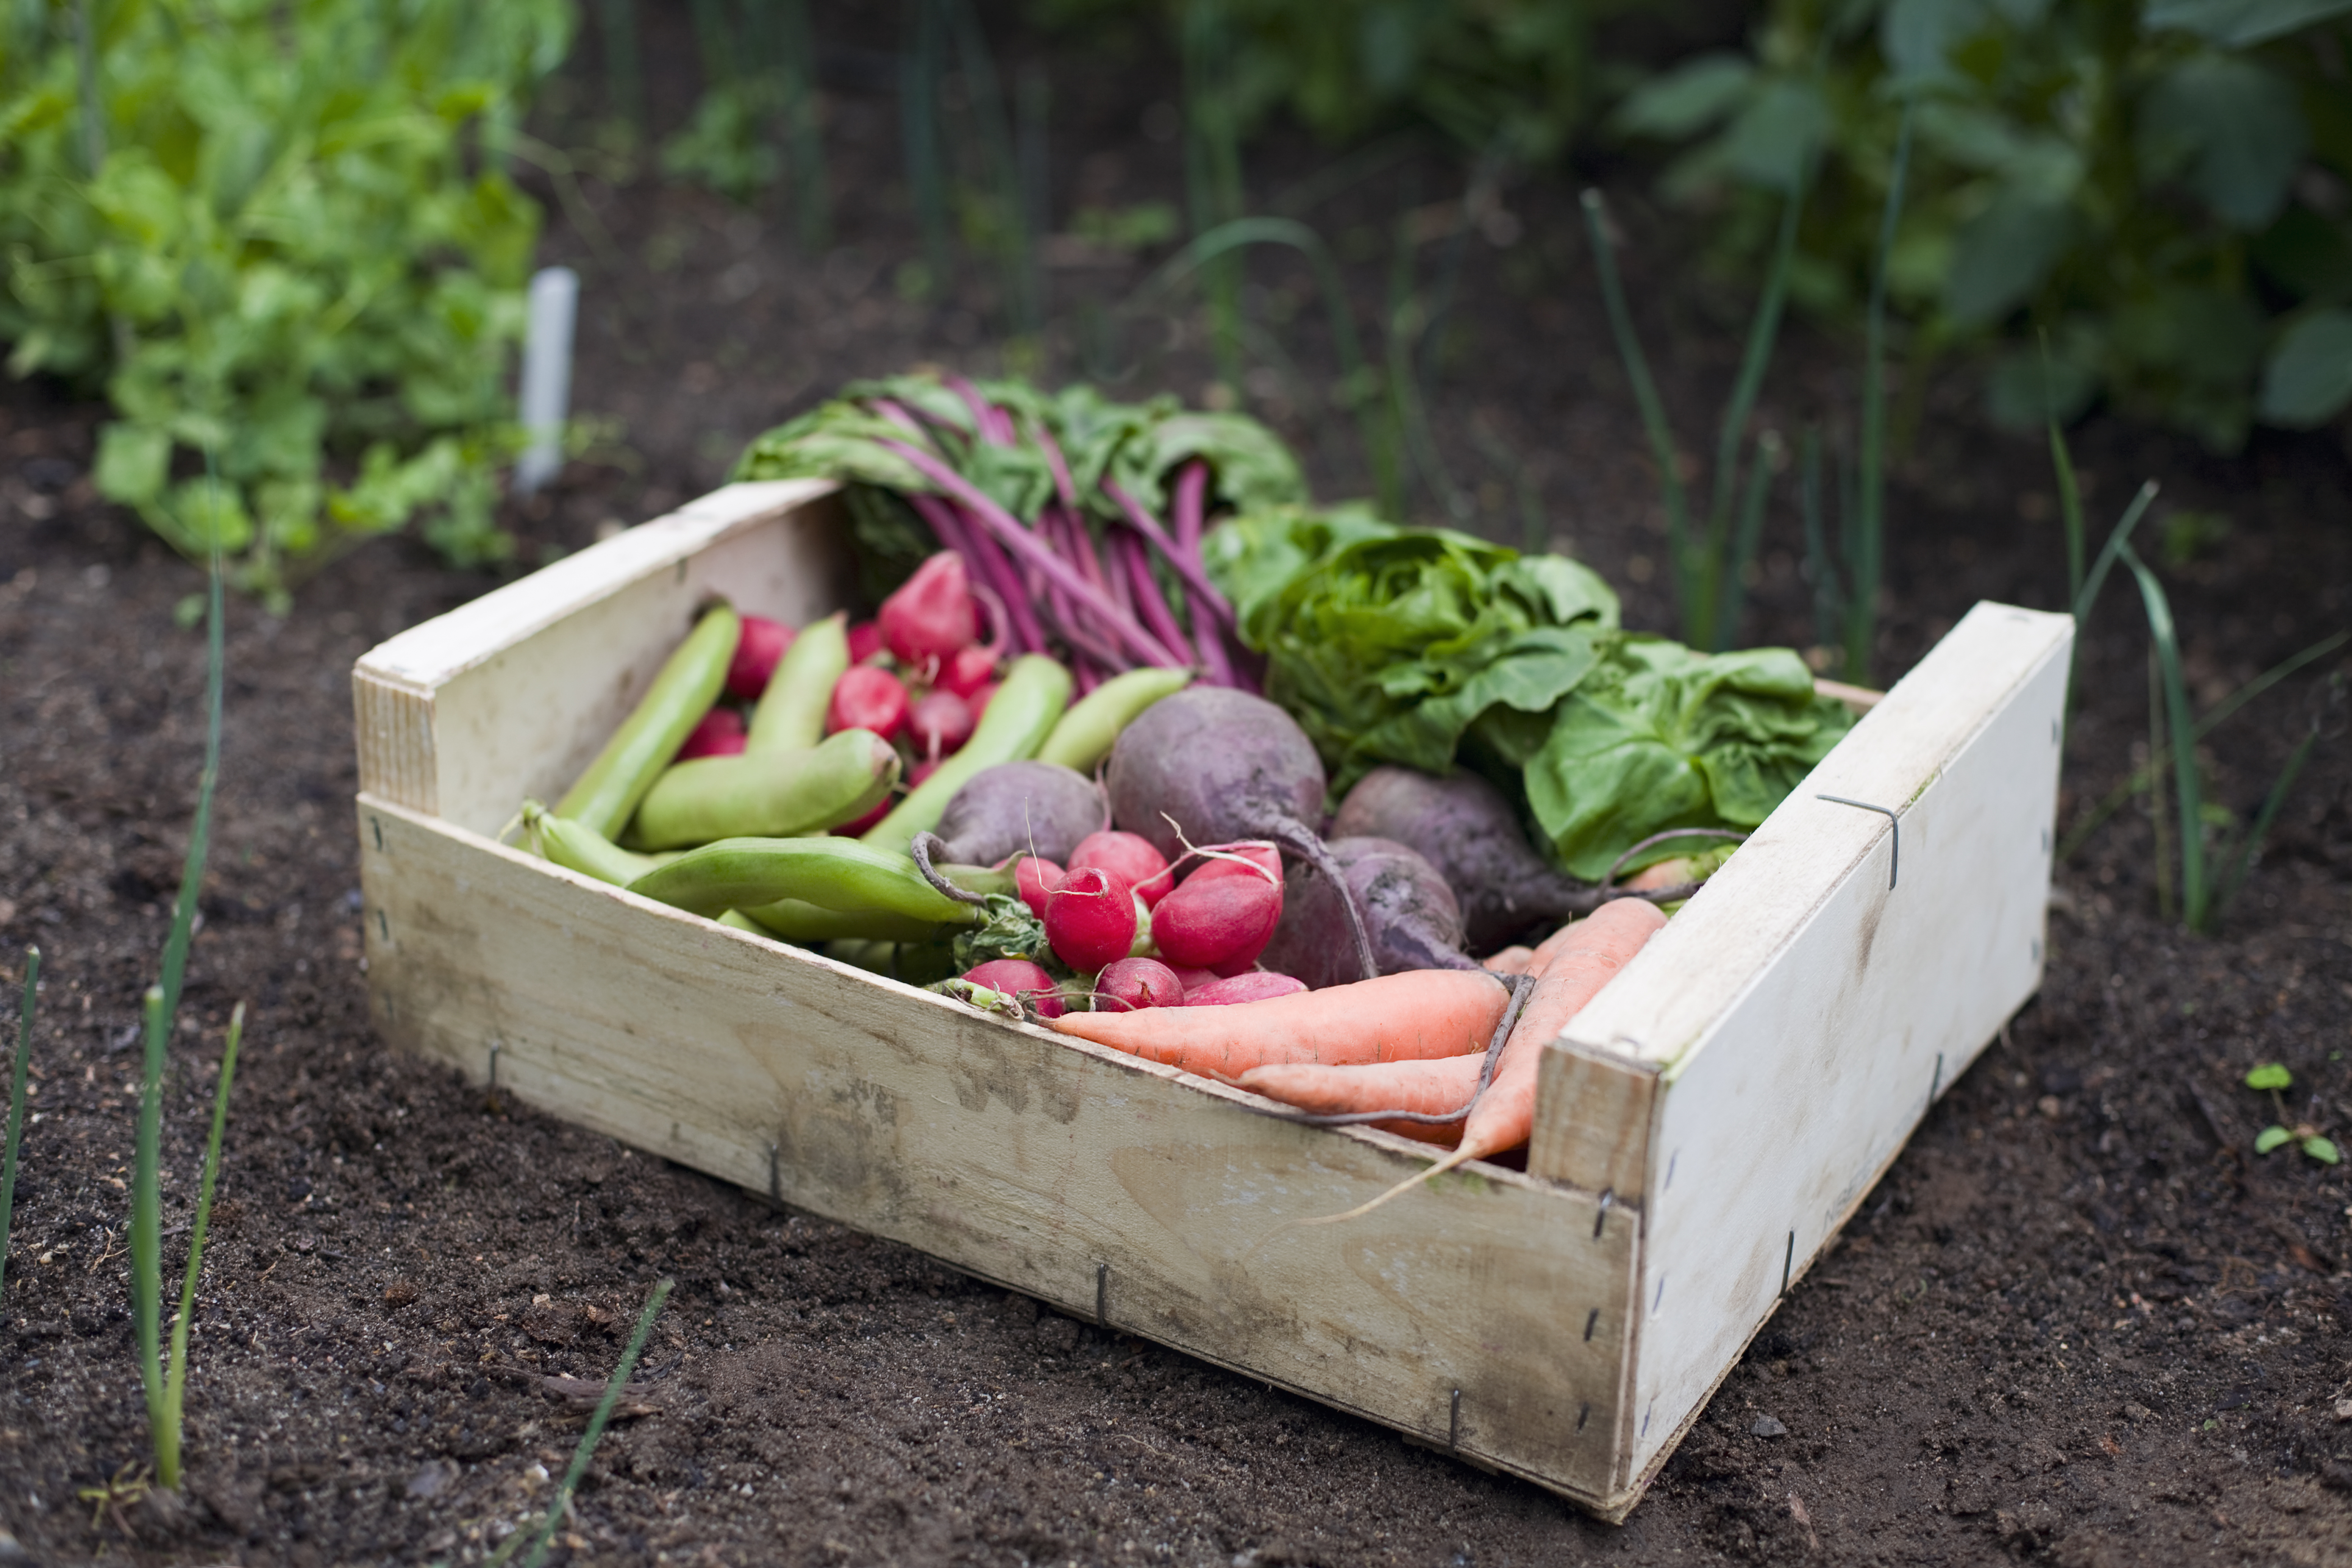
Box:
left=1816, top=794, right=1901, bottom=889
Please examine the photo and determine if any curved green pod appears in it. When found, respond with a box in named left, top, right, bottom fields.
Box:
left=739, top=899, right=959, bottom=944
left=627, top=728, right=898, bottom=849
left=747, top=612, right=850, bottom=754
left=626, top=835, right=980, bottom=925
left=861, top=654, right=1072, bottom=854
left=523, top=800, right=677, bottom=886
left=557, top=604, right=741, bottom=839
left=1033, top=666, right=1194, bottom=773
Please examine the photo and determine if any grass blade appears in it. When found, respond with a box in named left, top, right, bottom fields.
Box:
left=1799, top=425, right=1843, bottom=652
left=901, top=0, right=951, bottom=295
left=1846, top=103, right=1913, bottom=685
left=1580, top=189, right=1691, bottom=611
left=1714, top=428, right=1782, bottom=650
left=162, top=1001, right=242, bottom=1451
left=496, top=1277, right=675, bottom=1568
left=2056, top=627, right=2346, bottom=860
left=0, top=945, right=39, bottom=1307
left=2216, top=723, right=2320, bottom=921
left=1702, top=178, right=1805, bottom=647
left=133, top=985, right=170, bottom=1480
left=2041, top=331, right=2085, bottom=610
left=2072, top=479, right=2158, bottom=631
left=2118, top=540, right=2206, bottom=928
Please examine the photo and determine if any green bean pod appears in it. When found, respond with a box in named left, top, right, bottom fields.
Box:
left=557, top=604, right=741, bottom=839
left=625, top=728, right=899, bottom=850
left=861, top=654, right=1073, bottom=854
left=715, top=909, right=770, bottom=934
left=741, top=899, right=958, bottom=944
left=626, top=836, right=981, bottom=924
left=1033, top=666, right=1194, bottom=772
left=747, top=611, right=849, bottom=754
left=522, top=800, right=674, bottom=886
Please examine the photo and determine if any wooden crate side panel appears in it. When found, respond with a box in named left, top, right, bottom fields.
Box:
left=1616, top=622, right=2070, bottom=1479
left=1558, top=603, right=2071, bottom=1074
left=357, top=795, right=1641, bottom=1506
left=352, top=481, right=852, bottom=837
left=1527, top=1042, right=1658, bottom=1203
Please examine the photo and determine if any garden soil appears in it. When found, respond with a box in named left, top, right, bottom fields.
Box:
left=5, top=10, right=2352, bottom=1563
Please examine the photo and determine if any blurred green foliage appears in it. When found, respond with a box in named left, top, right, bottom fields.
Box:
left=1049, top=0, right=1628, bottom=164
left=1612, top=0, right=2352, bottom=449
left=0, top=0, right=573, bottom=596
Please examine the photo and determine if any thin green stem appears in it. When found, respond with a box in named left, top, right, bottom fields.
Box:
left=2119, top=541, right=2206, bottom=929
left=1847, top=104, right=1913, bottom=685
left=2042, top=331, right=2085, bottom=612
left=134, top=987, right=171, bottom=1483
left=497, top=1278, right=674, bottom=1568
left=2056, top=627, right=2345, bottom=861
left=1703, top=178, right=1805, bottom=643
left=0, top=946, right=40, bottom=1306
left=2072, top=480, right=2159, bottom=632
left=1799, top=425, right=1842, bottom=652
left=2216, top=723, right=2320, bottom=922
left=162, top=1001, right=242, bottom=1457
left=1714, top=429, right=1782, bottom=650
left=1580, top=189, right=1691, bottom=614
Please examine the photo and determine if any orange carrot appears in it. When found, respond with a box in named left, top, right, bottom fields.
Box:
left=1237, top=1054, right=1483, bottom=1147
left=1048, top=968, right=1508, bottom=1079
left=1290, top=897, right=1667, bottom=1230
left=1481, top=945, right=1535, bottom=976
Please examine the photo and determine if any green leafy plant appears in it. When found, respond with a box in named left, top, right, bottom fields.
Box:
left=486, top=1277, right=673, bottom=1568
left=0, top=0, right=572, bottom=597
left=125, top=540, right=245, bottom=1491
left=1613, top=0, right=2352, bottom=449
left=0, top=945, right=37, bottom=1308
left=2245, top=1064, right=2338, bottom=1164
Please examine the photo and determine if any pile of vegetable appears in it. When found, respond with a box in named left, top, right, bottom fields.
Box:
left=514, top=373, right=1869, bottom=1161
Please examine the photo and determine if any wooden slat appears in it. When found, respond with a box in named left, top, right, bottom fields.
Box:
left=1527, top=1041, right=1657, bottom=1204
left=352, top=480, right=853, bottom=837
left=1563, top=602, right=2071, bottom=1490
left=357, top=793, right=1645, bottom=1511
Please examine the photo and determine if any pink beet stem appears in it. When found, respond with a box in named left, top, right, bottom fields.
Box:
left=1100, top=478, right=1235, bottom=632
left=1062, top=507, right=1111, bottom=596
left=1032, top=418, right=1082, bottom=511
left=945, top=376, right=1016, bottom=446
left=1175, top=459, right=1207, bottom=558
left=1115, top=533, right=1213, bottom=682
left=882, top=439, right=1184, bottom=668
left=1104, top=526, right=1137, bottom=621
left=867, top=398, right=930, bottom=438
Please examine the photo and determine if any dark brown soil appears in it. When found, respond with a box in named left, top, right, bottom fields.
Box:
left=5, top=6, right=2352, bottom=1563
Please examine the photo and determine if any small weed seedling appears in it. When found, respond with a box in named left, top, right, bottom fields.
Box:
left=2245, top=1064, right=2338, bottom=1165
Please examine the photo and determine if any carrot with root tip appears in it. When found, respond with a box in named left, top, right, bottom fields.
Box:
left=1236, top=975, right=1534, bottom=1145
left=1047, top=968, right=1509, bottom=1079
left=1277, top=897, right=1668, bottom=1232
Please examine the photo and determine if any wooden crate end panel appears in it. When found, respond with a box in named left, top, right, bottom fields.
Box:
left=1566, top=601, right=2072, bottom=1072
left=1528, top=1041, right=1659, bottom=1199
left=357, top=793, right=1637, bottom=1499
left=1621, top=627, right=2069, bottom=1480
left=352, top=673, right=438, bottom=816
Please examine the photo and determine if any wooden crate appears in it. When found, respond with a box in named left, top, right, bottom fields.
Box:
left=352, top=480, right=2071, bottom=1519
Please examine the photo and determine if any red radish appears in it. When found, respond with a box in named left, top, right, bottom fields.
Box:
left=1184, top=972, right=1308, bottom=1006
left=1014, top=855, right=1065, bottom=919
left=938, top=644, right=997, bottom=699
left=967, top=681, right=998, bottom=721
left=880, top=551, right=980, bottom=667
left=1044, top=866, right=1137, bottom=972
left=1097, top=957, right=1184, bottom=1012
left=1167, top=965, right=1219, bottom=995
left=827, top=665, right=909, bottom=740
left=963, top=958, right=1065, bottom=1019
left=1068, top=831, right=1171, bottom=908
left=725, top=616, right=795, bottom=700
left=834, top=795, right=894, bottom=835
left=909, top=689, right=975, bottom=761
left=1181, top=843, right=1282, bottom=886
left=1152, top=869, right=1282, bottom=972
left=674, top=707, right=747, bottom=761
left=847, top=620, right=888, bottom=664
left=908, top=757, right=943, bottom=788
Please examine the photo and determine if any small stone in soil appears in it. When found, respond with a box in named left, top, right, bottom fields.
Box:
left=1752, top=1416, right=1787, bottom=1438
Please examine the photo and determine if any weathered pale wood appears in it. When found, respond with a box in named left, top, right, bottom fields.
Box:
left=1527, top=1041, right=1658, bottom=1204
left=348, top=464, right=2071, bottom=1520
left=352, top=480, right=851, bottom=834
left=356, top=793, right=1644, bottom=1510
left=1559, top=602, right=2071, bottom=1491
